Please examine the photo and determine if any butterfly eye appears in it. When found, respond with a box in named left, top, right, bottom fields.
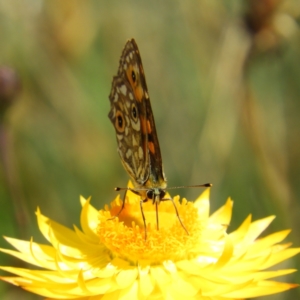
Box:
left=160, top=190, right=166, bottom=198
left=131, top=70, right=136, bottom=82
left=147, top=190, right=153, bottom=199
left=115, top=111, right=125, bottom=132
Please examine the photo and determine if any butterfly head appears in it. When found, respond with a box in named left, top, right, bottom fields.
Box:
left=146, top=188, right=166, bottom=204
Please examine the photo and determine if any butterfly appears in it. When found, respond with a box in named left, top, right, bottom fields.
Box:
left=108, top=39, right=210, bottom=238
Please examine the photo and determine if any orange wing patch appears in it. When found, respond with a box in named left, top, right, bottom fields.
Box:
left=140, top=116, right=147, bottom=135
left=148, top=141, right=155, bottom=154
left=147, top=120, right=152, bottom=134
left=134, top=85, right=143, bottom=102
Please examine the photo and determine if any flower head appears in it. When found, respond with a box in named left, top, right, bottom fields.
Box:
left=0, top=184, right=299, bottom=299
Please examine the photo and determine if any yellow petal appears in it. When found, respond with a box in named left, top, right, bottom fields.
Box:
left=80, top=196, right=100, bottom=239
left=210, top=197, right=233, bottom=226
left=116, top=268, right=138, bottom=288
left=224, top=280, right=299, bottom=298
left=194, top=188, right=210, bottom=219
left=138, top=267, right=154, bottom=297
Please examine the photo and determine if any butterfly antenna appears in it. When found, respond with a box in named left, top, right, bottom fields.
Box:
left=115, top=187, right=132, bottom=191
left=165, top=183, right=212, bottom=190
left=114, top=183, right=212, bottom=193
left=114, top=186, right=150, bottom=193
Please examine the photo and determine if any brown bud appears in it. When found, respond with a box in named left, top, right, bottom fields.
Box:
left=0, top=66, right=21, bottom=114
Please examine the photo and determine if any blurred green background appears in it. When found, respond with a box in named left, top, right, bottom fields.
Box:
left=0, top=0, right=299, bottom=299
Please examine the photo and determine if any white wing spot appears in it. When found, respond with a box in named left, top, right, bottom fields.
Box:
left=126, top=56, right=130, bottom=63
left=145, top=91, right=149, bottom=99
left=138, top=146, right=143, bottom=159
left=131, top=153, right=137, bottom=173
left=129, top=52, right=133, bottom=59
left=123, top=102, right=129, bottom=114
left=125, top=126, right=128, bottom=136
left=129, top=92, right=133, bottom=100
left=123, top=63, right=127, bottom=70
left=120, top=85, right=127, bottom=96
left=126, top=149, right=132, bottom=159
left=117, top=134, right=123, bottom=141
left=134, top=65, right=139, bottom=75
left=131, top=117, right=140, bottom=131
left=132, top=135, right=138, bottom=146
left=134, top=152, right=139, bottom=161
left=114, top=93, right=119, bottom=102
left=137, top=165, right=142, bottom=178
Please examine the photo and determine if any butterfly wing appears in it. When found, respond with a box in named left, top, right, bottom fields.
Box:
left=108, top=75, right=149, bottom=186
left=108, top=39, right=166, bottom=189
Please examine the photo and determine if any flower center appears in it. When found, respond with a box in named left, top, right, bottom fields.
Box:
left=97, top=192, right=203, bottom=264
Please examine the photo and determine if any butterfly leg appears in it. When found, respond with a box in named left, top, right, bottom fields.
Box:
left=161, top=197, right=189, bottom=235
left=155, top=201, right=159, bottom=231
left=107, top=189, right=128, bottom=221
left=140, top=198, right=149, bottom=240
left=108, top=186, right=143, bottom=221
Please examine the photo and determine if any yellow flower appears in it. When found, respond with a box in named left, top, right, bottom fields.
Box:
left=0, top=185, right=299, bottom=300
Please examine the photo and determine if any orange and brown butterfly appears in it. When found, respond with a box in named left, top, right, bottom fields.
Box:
left=108, top=38, right=210, bottom=237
